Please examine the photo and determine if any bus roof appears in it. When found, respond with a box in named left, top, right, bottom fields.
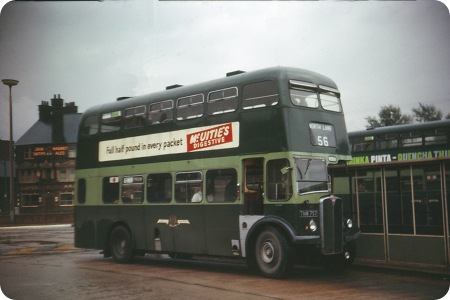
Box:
left=83, top=66, right=339, bottom=116
left=348, top=119, right=450, bottom=138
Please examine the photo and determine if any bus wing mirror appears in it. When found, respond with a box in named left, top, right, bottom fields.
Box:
left=281, top=166, right=293, bottom=175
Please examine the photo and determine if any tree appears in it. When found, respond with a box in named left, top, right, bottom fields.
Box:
left=365, top=105, right=412, bottom=129
left=412, top=102, right=443, bottom=122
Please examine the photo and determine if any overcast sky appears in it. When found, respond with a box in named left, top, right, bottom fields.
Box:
left=0, top=0, right=449, bottom=142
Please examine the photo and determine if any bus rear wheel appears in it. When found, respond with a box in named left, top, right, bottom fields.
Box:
left=254, top=227, right=291, bottom=278
left=110, top=225, right=134, bottom=263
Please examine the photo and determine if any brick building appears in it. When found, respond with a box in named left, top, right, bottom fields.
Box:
left=13, top=94, right=81, bottom=224
left=0, top=139, right=13, bottom=217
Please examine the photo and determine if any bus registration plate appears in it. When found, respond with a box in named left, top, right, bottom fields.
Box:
left=299, top=209, right=318, bottom=217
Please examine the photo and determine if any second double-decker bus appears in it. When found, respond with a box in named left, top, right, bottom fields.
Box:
left=330, top=120, right=450, bottom=269
left=74, top=66, right=361, bottom=278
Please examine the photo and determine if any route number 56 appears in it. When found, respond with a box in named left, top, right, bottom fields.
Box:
left=317, top=136, right=329, bottom=147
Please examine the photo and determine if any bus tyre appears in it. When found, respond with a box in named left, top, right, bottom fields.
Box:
left=110, top=226, right=134, bottom=263
left=254, top=227, right=291, bottom=279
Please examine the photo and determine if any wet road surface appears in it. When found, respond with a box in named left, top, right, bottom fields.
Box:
left=0, top=225, right=449, bottom=300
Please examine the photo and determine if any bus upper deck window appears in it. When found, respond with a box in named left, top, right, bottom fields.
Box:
left=242, top=81, right=279, bottom=109
left=319, top=92, right=342, bottom=112
left=80, top=115, right=99, bottom=135
left=318, top=85, right=341, bottom=112
left=149, top=100, right=173, bottom=124
left=207, top=87, right=238, bottom=115
left=101, top=111, right=122, bottom=133
left=124, top=105, right=146, bottom=129
left=177, top=94, right=204, bottom=120
left=289, top=80, right=318, bottom=108
left=290, top=89, right=319, bottom=108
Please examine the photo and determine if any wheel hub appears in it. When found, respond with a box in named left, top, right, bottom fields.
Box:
left=262, top=241, right=275, bottom=263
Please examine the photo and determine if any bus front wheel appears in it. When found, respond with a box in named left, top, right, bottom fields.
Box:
left=254, top=227, right=292, bottom=278
left=110, top=225, right=134, bottom=263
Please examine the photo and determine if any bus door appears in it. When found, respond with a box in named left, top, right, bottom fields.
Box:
left=147, top=173, right=175, bottom=253
left=171, top=171, right=206, bottom=255
left=243, top=158, right=264, bottom=215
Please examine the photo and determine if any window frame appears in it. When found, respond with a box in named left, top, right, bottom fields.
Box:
left=242, top=80, right=279, bottom=110
left=149, top=100, right=174, bottom=125
left=124, top=105, right=146, bottom=129
left=207, top=87, right=238, bottom=115
left=176, top=94, right=204, bottom=120
left=122, top=175, right=145, bottom=204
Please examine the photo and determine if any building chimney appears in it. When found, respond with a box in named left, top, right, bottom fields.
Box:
left=38, top=101, right=52, bottom=122
left=64, top=101, right=78, bottom=114
left=51, top=94, right=65, bottom=143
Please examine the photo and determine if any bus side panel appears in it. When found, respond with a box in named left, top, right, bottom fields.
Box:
left=240, top=109, right=286, bottom=155
left=204, top=204, right=241, bottom=256
left=145, top=205, right=175, bottom=253
left=263, top=203, right=298, bottom=232
left=172, top=205, right=206, bottom=254
left=74, top=206, right=98, bottom=249
left=115, top=206, right=147, bottom=251
left=75, top=206, right=147, bottom=252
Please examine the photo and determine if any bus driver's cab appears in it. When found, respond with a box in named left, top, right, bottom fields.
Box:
left=243, top=158, right=264, bottom=215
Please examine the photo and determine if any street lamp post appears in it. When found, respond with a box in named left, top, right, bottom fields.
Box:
left=2, top=79, right=19, bottom=224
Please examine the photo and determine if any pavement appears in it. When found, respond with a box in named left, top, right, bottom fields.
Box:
left=0, top=224, right=82, bottom=257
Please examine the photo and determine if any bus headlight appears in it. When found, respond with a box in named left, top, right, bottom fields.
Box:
left=309, top=219, right=317, bottom=232
left=346, top=218, right=353, bottom=229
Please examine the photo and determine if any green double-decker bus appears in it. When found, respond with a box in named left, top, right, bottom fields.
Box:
left=74, top=66, right=360, bottom=278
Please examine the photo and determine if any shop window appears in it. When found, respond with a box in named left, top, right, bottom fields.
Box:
left=412, top=164, right=443, bottom=235
left=385, top=166, right=413, bottom=234
left=68, top=146, right=76, bottom=158
left=59, top=193, right=74, bottom=206
left=355, top=169, right=383, bottom=233
left=22, top=194, right=40, bottom=207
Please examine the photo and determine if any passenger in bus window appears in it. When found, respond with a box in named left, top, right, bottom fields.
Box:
left=225, top=178, right=237, bottom=202
left=191, top=184, right=203, bottom=202
left=206, top=177, right=215, bottom=202
left=147, top=180, right=161, bottom=202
